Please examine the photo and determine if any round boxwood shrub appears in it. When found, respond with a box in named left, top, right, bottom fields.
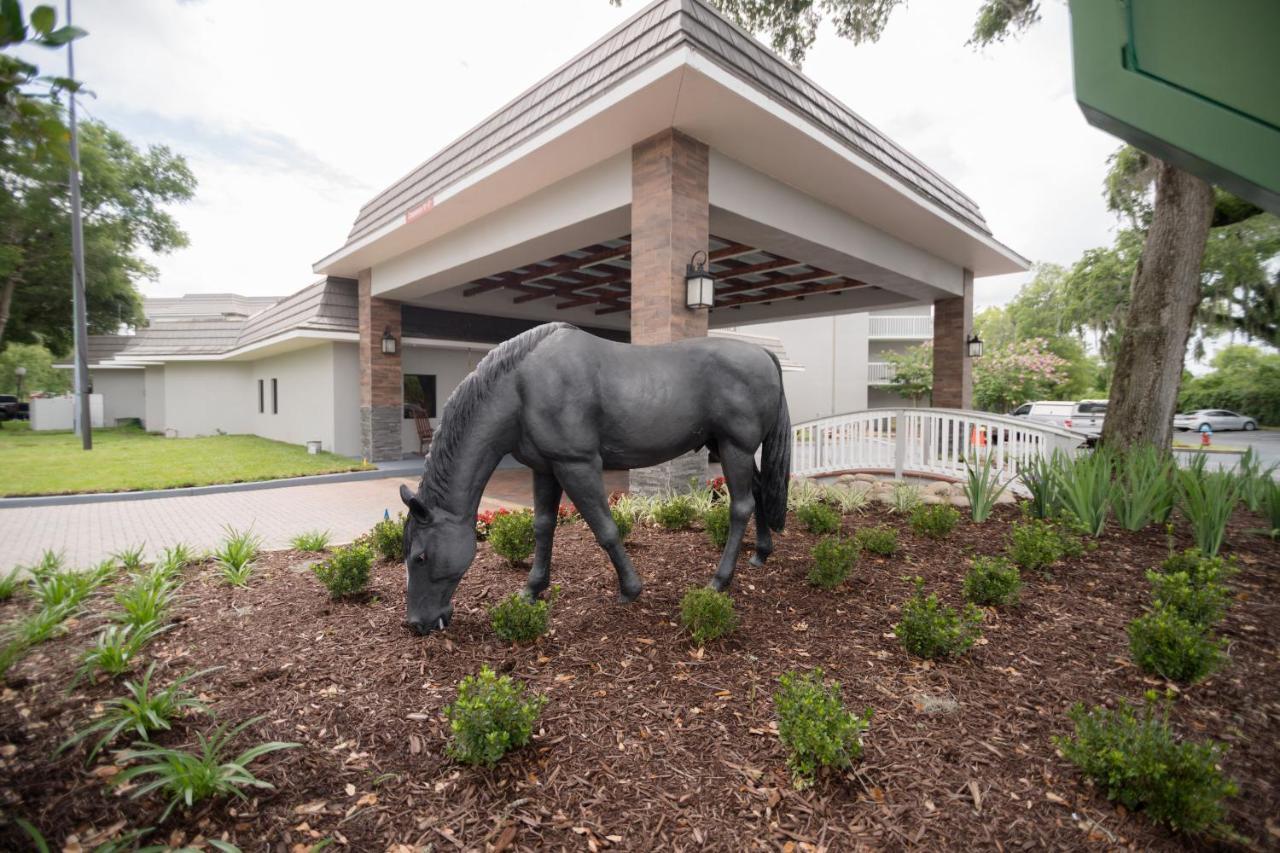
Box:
left=370, top=514, right=407, bottom=562
left=489, top=591, right=553, bottom=644
left=894, top=577, right=983, bottom=659
left=774, top=667, right=873, bottom=787
left=1128, top=607, right=1224, bottom=683
left=312, top=543, right=373, bottom=599
left=854, top=524, right=897, bottom=556
left=611, top=507, right=634, bottom=542
left=807, top=536, right=858, bottom=590
left=653, top=495, right=698, bottom=530
left=679, top=587, right=737, bottom=646
left=704, top=503, right=731, bottom=549
left=910, top=503, right=959, bottom=538
left=797, top=502, right=840, bottom=535
left=443, top=665, right=547, bottom=766
left=963, top=556, right=1021, bottom=606
left=488, top=509, right=536, bottom=566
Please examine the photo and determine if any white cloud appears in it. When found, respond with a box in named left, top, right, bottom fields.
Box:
left=68, top=0, right=1125, bottom=306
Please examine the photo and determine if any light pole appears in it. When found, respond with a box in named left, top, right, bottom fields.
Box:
left=14, top=366, right=26, bottom=400
left=66, top=0, right=91, bottom=449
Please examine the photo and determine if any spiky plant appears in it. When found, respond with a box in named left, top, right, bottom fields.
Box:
left=77, top=622, right=172, bottom=682
left=213, top=527, right=261, bottom=587
left=112, top=543, right=147, bottom=573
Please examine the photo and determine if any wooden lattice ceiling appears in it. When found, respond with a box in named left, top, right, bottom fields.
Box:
left=460, top=235, right=868, bottom=315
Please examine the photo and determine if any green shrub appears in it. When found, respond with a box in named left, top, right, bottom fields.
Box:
left=910, top=503, right=959, bottom=538
left=774, top=668, right=872, bottom=786
left=488, top=509, right=536, bottom=565
left=489, top=591, right=553, bottom=644
left=964, top=556, right=1021, bottom=606
left=1008, top=516, right=1078, bottom=573
left=807, top=537, right=858, bottom=590
left=894, top=577, right=983, bottom=659
left=290, top=530, right=331, bottom=552
left=312, top=543, right=373, bottom=599
left=370, top=513, right=407, bottom=562
left=962, top=454, right=1010, bottom=522
left=704, top=503, right=732, bottom=549
left=1054, top=693, right=1237, bottom=834
left=653, top=494, right=699, bottom=530
left=31, top=561, right=113, bottom=611
left=116, top=718, right=299, bottom=820
left=854, top=524, right=897, bottom=556
left=1176, top=470, right=1241, bottom=557
left=796, top=502, right=841, bottom=535
left=1146, top=570, right=1229, bottom=628
left=60, top=663, right=211, bottom=762
left=1128, top=607, right=1224, bottom=683
left=679, top=587, right=738, bottom=646
left=443, top=665, right=547, bottom=766
left=0, top=567, right=22, bottom=602
left=611, top=507, right=634, bottom=542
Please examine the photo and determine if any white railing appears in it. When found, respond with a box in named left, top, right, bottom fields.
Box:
left=867, top=361, right=896, bottom=384
left=791, top=408, right=1085, bottom=490
left=868, top=315, right=932, bottom=339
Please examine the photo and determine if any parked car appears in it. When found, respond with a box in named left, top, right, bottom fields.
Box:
left=1011, top=399, right=1108, bottom=442
left=1173, top=409, right=1258, bottom=432
left=0, top=394, right=18, bottom=422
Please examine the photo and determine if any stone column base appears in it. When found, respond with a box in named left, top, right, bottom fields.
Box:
left=361, top=405, right=402, bottom=462
left=629, top=450, right=709, bottom=496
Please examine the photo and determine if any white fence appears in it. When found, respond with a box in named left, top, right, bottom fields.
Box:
left=868, top=315, right=933, bottom=339
left=867, top=362, right=896, bottom=384
left=791, top=408, right=1085, bottom=486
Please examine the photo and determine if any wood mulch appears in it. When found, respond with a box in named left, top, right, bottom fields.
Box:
left=1, top=504, right=1278, bottom=851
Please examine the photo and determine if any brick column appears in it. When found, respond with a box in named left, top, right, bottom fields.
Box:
left=629, top=129, right=710, bottom=494
left=358, top=270, right=403, bottom=462
left=931, top=269, right=974, bottom=409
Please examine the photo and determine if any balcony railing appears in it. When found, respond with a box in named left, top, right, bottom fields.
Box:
left=867, top=361, right=896, bottom=384
left=868, top=315, right=932, bottom=339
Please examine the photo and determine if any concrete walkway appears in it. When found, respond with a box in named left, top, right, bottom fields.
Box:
left=0, top=469, right=557, bottom=572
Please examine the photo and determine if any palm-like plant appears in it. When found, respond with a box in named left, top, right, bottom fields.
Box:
left=60, top=663, right=213, bottom=762
left=962, top=452, right=1010, bottom=523
left=1056, top=449, right=1113, bottom=536
left=1177, top=469, right=1242, bottom=556
left=1111, top=445, right=1176, bottom=531
left=1019, top=452, right=1060, bottom=519
left=113, top=570, right=178, bottom=628
left=117, top=718, right=299, bottom=820
left=289, top=530, right=331, bottom=552
left=111, top=543, right=147, bottom=573
left=213, top=527, right=261, bottom=587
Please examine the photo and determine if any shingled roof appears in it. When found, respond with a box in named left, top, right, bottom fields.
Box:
left=343, top=0, right=989, bottom=249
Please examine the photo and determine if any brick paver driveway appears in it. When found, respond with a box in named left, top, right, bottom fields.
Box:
left=0, top=471, right=559, bottom=572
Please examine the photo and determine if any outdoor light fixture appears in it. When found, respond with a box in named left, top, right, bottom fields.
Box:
left=966, top=333, right=983, bottom=358
left=381, top=327, right=398, bottom=355
left=685, top=250, right=715, bottom=310
left=14, top=365, right=26, bottom=398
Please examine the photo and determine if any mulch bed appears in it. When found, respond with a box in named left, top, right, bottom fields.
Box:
left=2, top=503, right=1278, bottom=851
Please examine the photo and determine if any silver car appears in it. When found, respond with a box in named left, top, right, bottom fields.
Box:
left=1173, top=409, right=1258, bottom=432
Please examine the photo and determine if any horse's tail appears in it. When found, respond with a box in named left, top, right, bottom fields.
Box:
left=758, top=351, right=791, bottom=532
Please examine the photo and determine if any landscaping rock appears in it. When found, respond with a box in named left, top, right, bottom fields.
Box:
left=923, top=481, right=954, bottom=496
left=950, top=495, right=971, bottom=508
left=911, top=692, right=960, bottom=715
left=853, top=473, right=879, bottom=483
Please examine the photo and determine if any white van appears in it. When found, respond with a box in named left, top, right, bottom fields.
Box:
left=1011, top=400, right=1107, bottom=439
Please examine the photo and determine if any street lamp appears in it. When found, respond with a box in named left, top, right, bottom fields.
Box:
left=14, top=366, right=26, bottom=399
left=685, top=251, right=715, bottom=310
left=966, top=334, right=983, bottom=358
left=381, top=327, right=398, bottom=355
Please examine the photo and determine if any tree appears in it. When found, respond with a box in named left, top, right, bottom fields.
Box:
left=1178, top=345, right=1280, bottom=427
left=1, top=1, right=86, bottom=160
left=972, top=338, right=1068, bottom=413
left=884, top=341, right=932, bottom=405
left=0, top=340, right=69, bottom=397
left=0, top=104, right=196, bottom=350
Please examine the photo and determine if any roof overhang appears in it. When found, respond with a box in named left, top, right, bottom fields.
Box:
left=99, top=329, right=358, bottom=366
left=315, top=41, right=1025, bottom=281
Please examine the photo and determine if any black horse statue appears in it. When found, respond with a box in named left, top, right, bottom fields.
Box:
left=398, top=322, right=790, bottom=634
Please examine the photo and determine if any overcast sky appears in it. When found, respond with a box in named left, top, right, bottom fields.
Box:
left=61, top=0, right=1123, bottom=311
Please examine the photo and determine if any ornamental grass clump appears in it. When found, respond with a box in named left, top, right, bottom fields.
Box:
left=796, top=502, right=840, bottom=535
left=77, top=621, right=172, bottom=682
left=894, top=577, right=983, bottom=659
left=653, top=494, right=698, bottom=531
left=680, top=587, right=738, bottom=646
left=611, top=507, right=634, bottom=542
left=312, top=542, right=373, bottom=599
left=488, top=509, right=536, bottom=565
left=370, top=513, right=407, bottom=561
left=1054, top=693, right=1237, bottom=835
left=1111, top=445, right=1177, bottom=531
left=443, top=665, right=546, bottom=766
left=116, top=718, right=299, bottom=821
left=112, top=543, right=147, bottom=573
left=31, top=560, right=113, bottom=611
left=1128, top=607, right=1224, bottom=683
left=889, top=482, right=923, bottom=515
left=290, top=529, right=331, bottom=552
left=909, top=503, right=959, bottom=538
left=1020, top=453, right=1061, bottom=519
left=807, top=536, right=858, bottom=590
left=213, top=526, right=261, bottom=587
left=854, top=524, right=897, bottom=556
left=962, top=454, right=1010, bottom=522
left=963, top=556, right=1021, bottom=606
left=60, top=663, right=212, bottom=762
left=0, top=567, right=22, bottom=602
left=1256, top=479, right=1280, bottom=540
left=1176, top=470, right=1241, bottom=557
left=489, top=590, right=554, bottom=644
left=774, top=668, right=872, bottom=787
left=1235, top=448, right=1278, bottom=514
left=704, top=502, right=731, bottom=549
left=1055, top=449, right=1113, bottom=536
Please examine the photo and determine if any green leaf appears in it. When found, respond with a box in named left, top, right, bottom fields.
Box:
left=0, top=0, right=27, bottom=47
left=37, top=23, right=86, bottom=45
left=30, top=4, right=55, bottom=34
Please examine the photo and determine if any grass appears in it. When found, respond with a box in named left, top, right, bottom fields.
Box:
left=0, top=425, right=371, bottom=497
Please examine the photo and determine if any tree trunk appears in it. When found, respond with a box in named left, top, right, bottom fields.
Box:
left=0, top=275, right=17, bottom=348
left=1101, top=162, right=1214, bottom=451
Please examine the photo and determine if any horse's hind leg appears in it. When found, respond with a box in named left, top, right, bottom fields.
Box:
left=522, top=469, right=562, bottom=601
left=750, top=476, right=773, bottom=567
left=553, top=459, right=643, bottom=603
left=710, top=444, right=757, bottom=592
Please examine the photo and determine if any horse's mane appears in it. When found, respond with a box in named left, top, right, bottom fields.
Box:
left=419, top=322, right=574, bottom=508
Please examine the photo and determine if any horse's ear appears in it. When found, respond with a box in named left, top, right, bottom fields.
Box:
left=400, top=484, right=427, bottom=521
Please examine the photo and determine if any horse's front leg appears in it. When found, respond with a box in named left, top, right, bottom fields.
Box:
left=553, top=459, right=643, bottom=603
left=522, top=469, right=562, bottom=601
left=710, top=445, right=757, bottom=592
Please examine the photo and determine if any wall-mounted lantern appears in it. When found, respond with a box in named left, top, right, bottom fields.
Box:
left=685, top=250, right=715, bottom=310
left=381, top=327, right=398, bottom=355
left=966, top=333, right=983, bottom=358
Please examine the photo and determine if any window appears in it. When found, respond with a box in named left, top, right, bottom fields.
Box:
left=404, top=374, right=437, bottom=418
left=271, top=378, right=278, bottom=414
left=257, top=379, right=264, bottom=414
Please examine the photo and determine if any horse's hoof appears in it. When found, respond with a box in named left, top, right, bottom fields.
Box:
left=749, top=553, right=768, bottom=567
left=520, top=586, right=542, bottom=602
left=707, top=577, right=731, bottom=593
left=617, top=582, right=643, bottom=604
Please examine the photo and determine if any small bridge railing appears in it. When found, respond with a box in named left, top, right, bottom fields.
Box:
left=791, top=408, right=1085, bottom=486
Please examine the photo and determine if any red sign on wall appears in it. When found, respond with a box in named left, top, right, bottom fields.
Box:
left=405, top=197, right=435, bottom=223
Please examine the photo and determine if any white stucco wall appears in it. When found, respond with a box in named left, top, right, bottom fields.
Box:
left=331, top=342, right=361, bottom=458
left=160, top=362, right=253, bottom=438
left=90, top=370, right=146, bottom=426
left=144, top=366, right=166, bottom=432
left=399, top=345, right=485, bottom=455
left=247, top=345, right=339, bottom=452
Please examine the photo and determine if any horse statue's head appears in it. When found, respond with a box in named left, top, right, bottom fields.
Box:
left=399, top=482, right=477, bottom=634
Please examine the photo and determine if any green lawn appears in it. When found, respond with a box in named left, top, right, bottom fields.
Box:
left=0, top=424, right=372, bottom=497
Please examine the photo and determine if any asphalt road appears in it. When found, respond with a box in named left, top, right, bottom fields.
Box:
left=1176, top=427, right=1280, bottom=474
